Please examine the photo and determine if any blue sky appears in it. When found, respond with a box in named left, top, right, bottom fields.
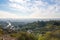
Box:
left=0, top=0, right=60, bottom=19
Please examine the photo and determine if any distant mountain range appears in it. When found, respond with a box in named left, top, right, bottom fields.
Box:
left=0, top=18, right=60, bottom=26
left=0, top=18, right=60, bottom=32
left=0, top=18, right=60, bottom=22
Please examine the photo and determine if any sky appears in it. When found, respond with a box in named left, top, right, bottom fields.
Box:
left=0, top=0, right=60, bottom=19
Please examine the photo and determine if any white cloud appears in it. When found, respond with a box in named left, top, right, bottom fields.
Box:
left=7, top=0, right=60, bottom=18
left=9, top=0, right=25, bottom=3
left=29, top=4, right=60, bottom=18
left=0, top=11, right=32, bottom=18
left=9, top=3, right=25, bottom=10
left=0, top=11, right=20, bottom=18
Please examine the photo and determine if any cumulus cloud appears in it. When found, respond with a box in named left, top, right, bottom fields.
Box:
left=9, top=0, right=60, bottom=18
left=29, top=0, right=60, bottom=18
left=9, top=0, right=25, bottom=3
left=30, top=7, right=60, bottom=18
left=9, top=3, right=25, bottom=10
left=0, top=0, right=60, bottom=18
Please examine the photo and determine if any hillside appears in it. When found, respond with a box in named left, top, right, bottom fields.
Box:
left=0, top=20, right=60, bottom=40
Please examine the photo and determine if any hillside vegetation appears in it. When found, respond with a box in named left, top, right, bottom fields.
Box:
left=0, top=20, right=60, bottom=40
